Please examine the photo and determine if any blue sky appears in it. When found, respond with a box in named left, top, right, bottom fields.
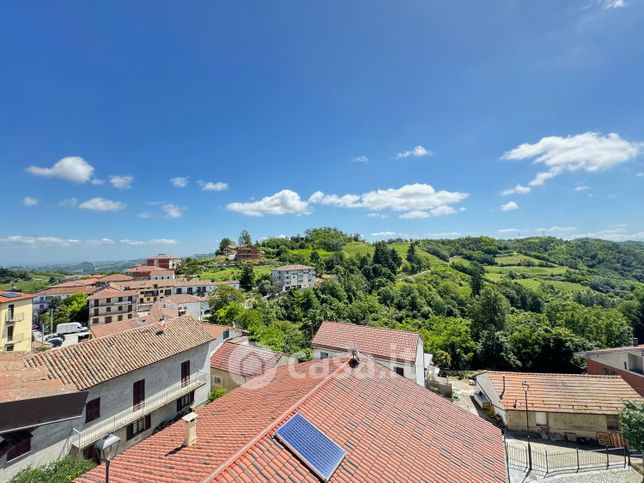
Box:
left=1, top=0, right=643, bottom=265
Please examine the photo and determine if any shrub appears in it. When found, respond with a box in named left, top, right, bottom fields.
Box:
left=208, top=388, right=227, bottom=401
left=10, top=455, right=96, bottom=483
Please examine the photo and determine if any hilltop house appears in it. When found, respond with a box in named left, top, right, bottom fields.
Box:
left=145, top=254, right=182, bottom=270
left=475, top=371, right=642, bottom=442
left=124, top=265, right=176, bottom=281
left=210, top=339, right=294, bottom=391
left=271, top=264, right=316, bottom=290
left=312, top=320, right=431, bottom=386
left=234, top=244, right=261, bottom=261
left=0, top=316, right=213, bottom=480
left=575, top=342, right=644, bottom=396
left=76, top=355, right=506, bottom=483
left=1, top=291, right=34, bottom=352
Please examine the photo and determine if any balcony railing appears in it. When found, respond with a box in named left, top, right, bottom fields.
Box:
left=3, top=313, right=24, bottom=324
left=3, top=335, right=24, bottom=345
left=71, top=370, right=206, bottom=449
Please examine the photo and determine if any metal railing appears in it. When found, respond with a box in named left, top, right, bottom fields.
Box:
left=3, top=313, right=24, bottom=324
left=71, top=371, right=206, bottom=449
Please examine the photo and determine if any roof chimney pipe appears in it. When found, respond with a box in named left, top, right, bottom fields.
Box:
left=182, top=412, right=198, bottom=446
left=634, top=338, right=639, bottom=347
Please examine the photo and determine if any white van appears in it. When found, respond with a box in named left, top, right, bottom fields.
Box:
left=56, top=322, right=88, bottom=335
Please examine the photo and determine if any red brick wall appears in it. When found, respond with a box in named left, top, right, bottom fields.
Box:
left=587, top=359, right=644, bottom=396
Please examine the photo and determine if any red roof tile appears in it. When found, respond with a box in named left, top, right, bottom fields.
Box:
left=480, top=371, right=643, bottom=414
left=77, top=356, right=505, bottom=483
left=210, top=341, right=284, bottom=378
left=89, top=318, right=153, bottom=339
left=200, top=323, right=232, bottom=340
left=312, top=321, right=420, bottom=363
left=97, top=274, right=134, bottom=283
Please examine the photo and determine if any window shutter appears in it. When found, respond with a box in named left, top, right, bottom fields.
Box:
left=126, top=423, right=133, bottom=441
left=144, top=415, right=151, bottom=431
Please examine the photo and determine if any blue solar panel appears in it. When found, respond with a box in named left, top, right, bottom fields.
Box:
left=275, top=412, right=345, bottom=481
left=1, top=292, right=22, bottom=298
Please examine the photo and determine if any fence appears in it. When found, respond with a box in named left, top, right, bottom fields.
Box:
left=505, top=440, right=630, bottom=477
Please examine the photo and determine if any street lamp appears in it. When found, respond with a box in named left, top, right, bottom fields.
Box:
left=522, top=380, right=532, bottom=472
left=94, top=433, right=120, bottom=483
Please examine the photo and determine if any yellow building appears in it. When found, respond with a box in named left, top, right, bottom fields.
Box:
left=0, top=291, right=34, bottom=352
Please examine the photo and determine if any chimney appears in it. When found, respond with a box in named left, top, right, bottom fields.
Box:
left=633, top=338, right=639, bottom=347
left=182, top=412, right=198, bottom=446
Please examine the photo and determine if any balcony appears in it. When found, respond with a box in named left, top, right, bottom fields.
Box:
left=3, top=313, right=24, bottom=325
left=71, top=371, right=207, bottom=449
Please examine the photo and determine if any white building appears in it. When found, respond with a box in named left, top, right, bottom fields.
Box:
left=88, top=286, right=138, bottom=325
left=0, top=316, right=212, bottom=479
left=165, top=294, right=210, bottom=321
left=33, top=285, right=98, bottom=315
left=271, top=265, right=316, bottom=290
left=311, top=320, right=431, bottom=386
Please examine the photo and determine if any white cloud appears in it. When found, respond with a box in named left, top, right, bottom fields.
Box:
left=352, top=155, right=369, bottom=164
left=227, top=190, right=310, bottom=217
left=58, top=198, right=78, bottom=208
left=498, top=228, right=521, bottom=234
left=426, top=232, right=461, bottom=239
left=367, top=213, right=388, bottom=219
left=574, top=185, right=590, bottom=192
left=87, top=238, right=115, bottom=245
left=396, top=145, right=431, bottom=159
left=162, top=204, right=183, bottom=219
left=0, top=236, right=80, bottom=247
left=120, top=238, right=179, bottom=246
left=27, top=156, right=95, bottom=183
left=170, top=176, right=189, bottom=188
left=573, top=226, right=644, bottom=242
left=198, top=180, right=228, bottom=191
left=500, top=184, right=531, bottom=196
left=137, top=212, right=154, bottom=219
left=109, top=175, right=133, bottom=189
left=500, top=201, right=519, bottom=211
left=502, top=132, right=641, bottom=187
left=90, top=178, right=105, bottom=185
left=22, top=197, right=39, bottom=207
left=309, top=183, right=468, bottom=219
left=79, top=198, right=126, bottom=212
left=535, top=226, right=577, bottom=234
left=603, top=0, right=625, bottom=8
left=371, top=231, right=400, bottom=238
left=636, top=172, right=644, bottom=177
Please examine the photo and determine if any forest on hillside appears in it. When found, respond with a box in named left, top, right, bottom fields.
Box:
left=180, top=228, right=644, bottom=374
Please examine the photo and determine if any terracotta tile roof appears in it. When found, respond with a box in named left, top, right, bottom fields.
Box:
left=312, top=321, right=420, bottom=363
left=76, top=356, right=505, bottom=483
left=97, top=274, right=134, bottom=283
left=481, top=371, right=643, bottom=415
left=200, top=323, right=232, bottom=340
left=0, top=291, right=35, bottom=303
left=88, top=286, right=138, bottom=299
left=165, top=294, right=207, bottom=304
left=35, top=286, right=99, bottom=298
left=274, top=264, right=314, bottom=270
left=118, top=278, right=225, bottom=289
left=0, top=353, right=77, bottom=403
left=51, top=278, right=99, bottom=288
left=125, top=265, right=175, bottom=274
left=143, top=300, right=179, bottom=323
left=89, top=318, right=153, bottom=339
left=26, top=316, right=212, bottom=391
left=146, top=254, right=180, bottom=260
left=210, top=340, right=284, bottom=378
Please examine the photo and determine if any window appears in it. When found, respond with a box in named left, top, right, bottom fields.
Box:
left=126, top=415, right=151, bottom=440
left=118, top=315, right=123, bottom=322
left=85, top=398, right=101, bottom=423
left=603, top=368, right=617, bottom=376
left=607, top=415, right=619, bottom=431
left=176, top=391, right=194, bottom=411
left=92, top=318, right=99, bottom=324
left=6, top=345, right=14, bottom=352
left=94, top=308, right=98, bottom=316
left=6, top=435, right=31, bottom=461
left=223, top=330, right=230, bottom=339
left=118, top=306, right=123, bottom=312
left=320, top=352, right=329, bottom=359
left=535, top=412, right=547, bottom=426
left=106, top=298, right=111, bottom=303
left=106, top=307, right=111, bottom=313
left=105, top=316, right=112, bottom=324
left=7, top=325, right=14, bottom=341
left=133, top=379, right=145, bottom=410
left=118, top=297, right=123, bottom=302
left=214, top=376, right=222, bottom=386
left=181, top=361, right=190, bottom=387
left=394, top=366, right=404, bottom=376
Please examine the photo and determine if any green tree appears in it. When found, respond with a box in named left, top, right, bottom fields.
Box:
left=239, top=264, right=254, bottom=291
left=471, top=287, right=508, bottom=337
left=619, top=400, right=644, bottom=468
left=238, top=229, right=252, bottom=246
left=217, top=237, right=234, bottom=254
left=469, top=261, right=485, bottom=296
left=422, top=317, right=476, bottom=370
left=474, top=330, right=520, bottom=370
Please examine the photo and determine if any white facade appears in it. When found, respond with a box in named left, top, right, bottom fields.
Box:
left=312, top=340, right=427, bottom=386
left=0, top=343, right=210, bottom=480
left=271, top=266, right=316, bottom=290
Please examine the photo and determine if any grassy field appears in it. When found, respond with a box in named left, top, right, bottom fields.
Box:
left=542, top=280, right=594, bottom=293
left=0, top=273, right=64, bottom=294
left=494, top=253, right=549, bottom=266
left=485, top=264, right=570, bottom=276
left=199, top=265, right=273, bottom=282
left=290, top=248, right=333, bottom=259
left=343, top=241, right=374, bottom=258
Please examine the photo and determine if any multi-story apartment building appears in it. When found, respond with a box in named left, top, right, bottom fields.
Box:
left=0, top=316, right=213, bottom=480
left=88, top=286, right=138, bottom=325
left=271, top=264, right=316, bottom=290
left=234, top=244, right=261, bottom=261
left=145, top=253, right=182, bottom=270
left=124, top=265, right=175, bottom=280
left=32, top=285, right=98, bottom=315
left=0, top=291, right=34, bottom=352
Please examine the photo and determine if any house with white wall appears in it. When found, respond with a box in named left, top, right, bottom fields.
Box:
left=575, top=342, right=644, bottom=396
left=0, top=315, right=212, bottom=479
left=271, top=265, right=316, bottom=290
left=311, top=320, right=431, bottom=386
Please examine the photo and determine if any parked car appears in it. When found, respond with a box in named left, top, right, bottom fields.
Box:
left=47, top=337, right=64, bottom=347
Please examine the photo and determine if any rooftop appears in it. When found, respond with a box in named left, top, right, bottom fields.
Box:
left=77, top=356, right=505, bottom=483
left=0, top=290, right=35, bottom=303
left=200, top=323, right=232, bottom=340
left=97, top=274, right=134, bottom=283
left=50, top=278, right=100, bottom=288
left=89, top=318, right=152, bottom=339
left=210, top=340, right=285, bottom=378
left=88, top=286, right=138, bottom=299
left=124, top=265, right=175, bottom=273
left=26, top=316, right=212, bottom=391
left=312, top=320, right=421, bottom=363
left=480, top=371, right=643, bottom=414
left=146, top=253, right=180, bottom=260
left=117, top=278, right=237, bottom=289
left=575, top=344, right=644, bottom=356
left=35, top=285, right=99, bottom=297
left=274, top=264, right=314, bottom=271
left=165, top=293, right=208, bottom=304
left=0, top=353, right=76, bottom=403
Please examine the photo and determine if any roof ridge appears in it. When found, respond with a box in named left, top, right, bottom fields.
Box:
left=320, top=320, right=420, bottom=337
left=200, top=356, right=350, bottom=483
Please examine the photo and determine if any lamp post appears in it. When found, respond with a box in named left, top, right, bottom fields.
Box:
left=94, top=433, right=120, bottom=483
left=522, top=380, right=532, bottom=472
